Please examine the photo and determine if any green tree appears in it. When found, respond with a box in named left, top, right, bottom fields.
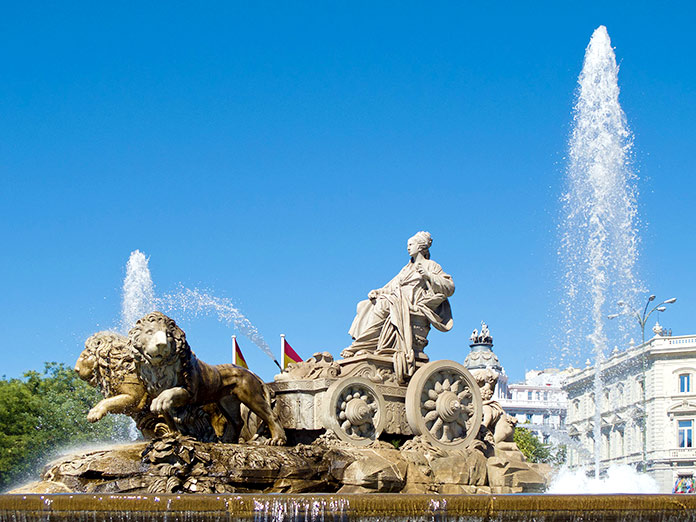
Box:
left=513, top=427, right=567, bottom=466
left=513, top=426, right=551, bottom=463
left=0, top=362, right=131, bottom=491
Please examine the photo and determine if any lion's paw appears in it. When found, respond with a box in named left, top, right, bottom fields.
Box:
left=264, top=436, right=287, bottom=446
left=151, top=394, right=173, bottom=415
left=87, top=406, right=106, bottom=423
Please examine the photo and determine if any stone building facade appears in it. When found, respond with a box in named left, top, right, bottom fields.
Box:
left=564, top=334, right=696, bottom=493
left=499, top=369, right=573, bottom=445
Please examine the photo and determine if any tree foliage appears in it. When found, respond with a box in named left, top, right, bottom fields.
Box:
left=0, top=362, right=131, bottom=491
left=514, top=426, right=567, bottom=466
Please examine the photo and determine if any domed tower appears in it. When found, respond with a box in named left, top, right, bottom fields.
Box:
left=464, top=321, right=509, bottom=399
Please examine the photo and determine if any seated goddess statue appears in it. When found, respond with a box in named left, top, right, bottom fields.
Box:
left=341, top=231, right=455, bottom=382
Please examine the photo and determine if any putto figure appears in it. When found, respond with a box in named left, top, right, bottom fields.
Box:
left=341, top=231, right=455, bottom=381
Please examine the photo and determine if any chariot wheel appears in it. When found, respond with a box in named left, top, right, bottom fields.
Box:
left=405, top=360, right=482, bottom=450
left=323, top=377, right=385, bottom=447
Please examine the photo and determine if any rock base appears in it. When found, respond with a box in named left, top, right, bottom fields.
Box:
left=11, top=434, right=546, bottom=495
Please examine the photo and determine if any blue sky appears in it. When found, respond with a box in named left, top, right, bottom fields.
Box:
left=1, top=2, right=694, bottom=383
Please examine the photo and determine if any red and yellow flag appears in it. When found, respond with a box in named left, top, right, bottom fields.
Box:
left=232, top=336, right=248, bottom=369
left=281, top=335, right=302, bottom=368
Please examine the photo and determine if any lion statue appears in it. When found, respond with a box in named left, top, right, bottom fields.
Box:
left=75, top=331, right=166, bottom=439
left=128, top=311, right=287, bottom=445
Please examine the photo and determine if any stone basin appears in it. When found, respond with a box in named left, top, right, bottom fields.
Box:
left=2, top=493, right=696, bottom=521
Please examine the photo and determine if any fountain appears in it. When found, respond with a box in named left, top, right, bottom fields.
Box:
left=558, top=25, right=643, bottom=480
left=120, top=250, right=156, bottom=333
left=0, top=26, right=691, bottom=522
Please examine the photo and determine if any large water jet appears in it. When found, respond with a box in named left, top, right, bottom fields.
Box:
left=559, top=25, right=642, bottom=478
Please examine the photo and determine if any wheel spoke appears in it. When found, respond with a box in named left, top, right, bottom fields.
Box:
left=424, top=410, right=439, bottom=422
left=430, top=417, right=443, bottom=436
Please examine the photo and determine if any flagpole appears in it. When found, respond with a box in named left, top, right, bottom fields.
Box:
left=231, top=335, right=237, bottom=365
left=273, top=334, right=284, bottom=371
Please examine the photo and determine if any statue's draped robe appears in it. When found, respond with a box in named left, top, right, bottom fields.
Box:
left=344, top=258, right=454, bottom=377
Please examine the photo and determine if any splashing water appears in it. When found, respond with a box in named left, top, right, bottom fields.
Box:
left=119, top=250, right=274, bottom=360
left=548, top=465, right=658, bottom=494
left=120, top=250, right=156, bottom=333
left=158, top=286, right=274, bottom=360
left=559, top=26, right=642, bottom=477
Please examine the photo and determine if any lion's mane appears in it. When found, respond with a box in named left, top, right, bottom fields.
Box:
left=83, top=332, right=137, bottom=397
left=128, top=311, right=196, bottom=396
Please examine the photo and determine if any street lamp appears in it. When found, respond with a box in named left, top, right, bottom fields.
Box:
left=607, top=294, right=677, bottom=469
left=608, top=295, right=677, bottom=345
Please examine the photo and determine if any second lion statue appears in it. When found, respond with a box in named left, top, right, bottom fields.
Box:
left=128, top=311, right=287, bottom=445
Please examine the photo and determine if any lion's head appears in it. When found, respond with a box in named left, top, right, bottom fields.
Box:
left=76, top=331, right=134, bottom=397
left=128, top=311, right=194, bottom=395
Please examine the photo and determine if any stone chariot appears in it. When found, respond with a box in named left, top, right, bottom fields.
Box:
left=272, top=230, right=482, bottom=450
left=272, top=352, right=483, bottom=449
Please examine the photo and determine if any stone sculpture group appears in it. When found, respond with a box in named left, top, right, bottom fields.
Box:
left=14, top=232, right=547, bottom=495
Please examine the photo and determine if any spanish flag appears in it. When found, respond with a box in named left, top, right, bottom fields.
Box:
left=281, top=334, right=302, bottom=369
left=232, top=335, right=248, bottom=369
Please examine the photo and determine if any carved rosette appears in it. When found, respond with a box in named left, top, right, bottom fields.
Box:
left=323, top=377, right=385, bottom=447
left=405, top=360, right=482, bottom=450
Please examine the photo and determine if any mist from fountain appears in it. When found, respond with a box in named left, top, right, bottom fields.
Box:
left=119, top=250, right=274, bottom=361
left=559, top=26, right=642, bottom=479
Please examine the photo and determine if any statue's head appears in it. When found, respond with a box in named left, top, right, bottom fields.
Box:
left=407, top=231, right=432, bottom=259
left=129, top=311, right=187, bottom=367
left=76, top=331, right=131, bottom=391
left=472, top=368, right=499, bottom=401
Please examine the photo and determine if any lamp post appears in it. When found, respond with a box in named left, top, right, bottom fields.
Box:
left=607, top=294, right=677, bottom=469
left=607, top=295, right=677, bottom=345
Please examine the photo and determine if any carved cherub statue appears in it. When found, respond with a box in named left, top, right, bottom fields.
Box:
left=472, top=368, right=519, bottom=453
left=470, top=329, right=479, bottom=343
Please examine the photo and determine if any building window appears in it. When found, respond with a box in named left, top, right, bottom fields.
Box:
left=544, top=391, right=548, bottom=400
left=543, top=414, right=550, bottom=425
left=528, top=391, right=532, bottom=400
left=526, top=413, right=533, bottom=423
left=679, top=420, right=693, bottom=448
left=680, top=374, right=691, bottom=393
